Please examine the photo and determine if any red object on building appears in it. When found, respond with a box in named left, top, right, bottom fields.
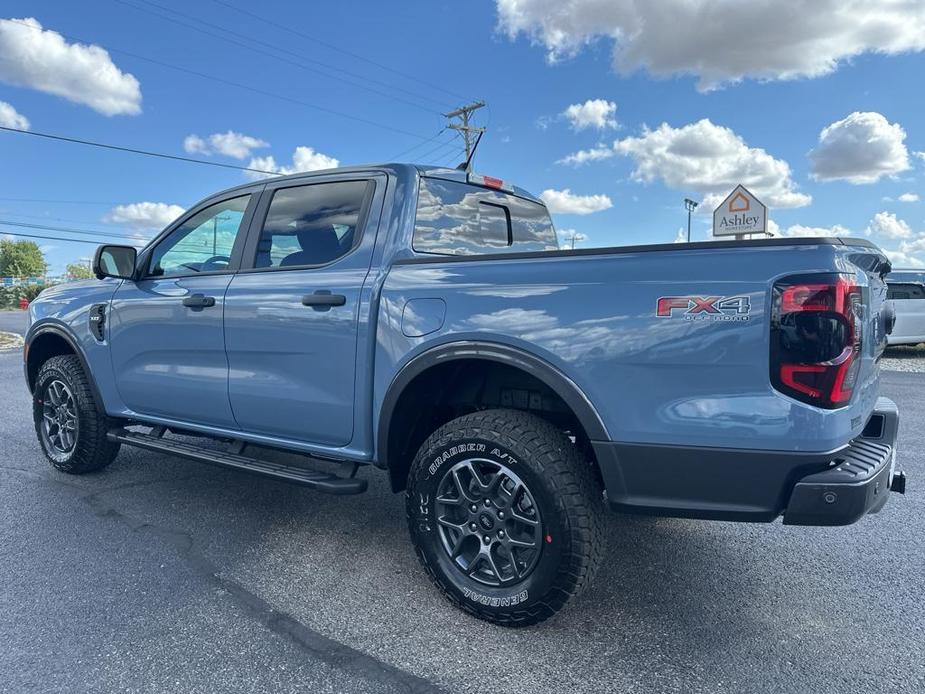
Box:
left=19, top=298, right=28, bottom=310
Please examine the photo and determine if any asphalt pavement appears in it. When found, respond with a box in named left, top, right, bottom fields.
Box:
left=0, top=309, right=28, bottom=336
left=1, top=348, right=923, bottom=693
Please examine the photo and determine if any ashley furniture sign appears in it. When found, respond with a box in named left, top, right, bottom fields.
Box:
left=713, top=185, right=767, bottom=237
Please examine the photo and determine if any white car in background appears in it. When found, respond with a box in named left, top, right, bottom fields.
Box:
left=887, top=270, right=925, bottom=346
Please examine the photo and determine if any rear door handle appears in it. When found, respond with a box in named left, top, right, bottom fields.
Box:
left=182, top=293, right=216, bottom=309
left=302, top=291, right=346, bottom=310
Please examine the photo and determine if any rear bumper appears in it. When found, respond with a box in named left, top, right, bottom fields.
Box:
left=783, top=398, right=902, bottom=525
left=592, top=397, right=904, bottom=525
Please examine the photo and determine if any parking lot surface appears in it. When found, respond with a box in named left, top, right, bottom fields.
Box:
left=0, top=309, right=28, bottom=337
left=1, top=347, right=923, bottom=693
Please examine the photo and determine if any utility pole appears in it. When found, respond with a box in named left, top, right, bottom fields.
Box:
left=444, top=101, right=486, bottom=162
left=684, top=198, right=699, bottom=242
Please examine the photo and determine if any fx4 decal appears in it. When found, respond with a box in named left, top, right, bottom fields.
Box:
left=657, top=295, right=751, bottom=321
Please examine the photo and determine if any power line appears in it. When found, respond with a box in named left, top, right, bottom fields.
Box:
left=389, top=129, right=451, bottom=161
left=417, top=136, right=465, bottom=164
left=0, top=197, right=126, bottom=206
left=209, top=0, right=472, bottom=103
left=0, top=211, right=123, bottom=227
left=0, top=124, right=277, bottom=175
left=0, top=219, right=150, bottom=242
left=5, top=18, right=434, bottom=143
left=115, top=0, right=449, bottom=114
left=0, top=230, right=144, bottom=247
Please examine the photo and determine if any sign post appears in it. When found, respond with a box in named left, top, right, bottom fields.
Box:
left=713, top=185, right=767, bottom=239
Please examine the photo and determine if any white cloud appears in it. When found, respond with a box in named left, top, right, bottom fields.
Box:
left=182, top=135, right=208, bottom=155
left=183, top=131, right=269, bottom=159
left=872, top=224, right=925, bottom=267
left=613, top=118, right=810, bottom=209
left=898, top=193, right=920, bottom=203
left=883, top=248, right=924, bottom=268
left=809, top=112, right=910, bottom=184
left=245, top=146, right=340, bottom=179
left=563, top=99, right=617, bottom=130
left=0, top=100, right=28, bottom=129
left=540, top=188, right=612, bottom=214
left=557, top=145, right=615, bottom=166
left=104, top=202, right=185, bottom=231
left=556, top=229, right=589, bottom=248
left=496, top=0, right=925, bottom=91
left=899, top=235, right=925, bottom=254
left=0, top=17, right=141, bottom=116
left=866, top=211, right=912, bottom=240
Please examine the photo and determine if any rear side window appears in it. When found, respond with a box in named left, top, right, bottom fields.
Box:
left=413, top=178, right=557, bottom=256
left=888, top=283, right=925, bottom=300
left=252, top=180, right=370, bottom=269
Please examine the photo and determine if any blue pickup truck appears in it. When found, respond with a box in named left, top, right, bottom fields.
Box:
left=24, top=164, right=905, bottom=626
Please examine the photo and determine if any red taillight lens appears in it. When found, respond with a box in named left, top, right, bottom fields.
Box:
left=771, top=275, right=863, bottom=408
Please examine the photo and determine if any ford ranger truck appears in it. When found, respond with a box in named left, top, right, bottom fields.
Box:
left=24, top=164, right=906, bottom=627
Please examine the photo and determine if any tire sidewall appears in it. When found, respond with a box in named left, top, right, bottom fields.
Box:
left=33, top=360, right=83, bottom=465
left=408, top=431, right=571, bottom=619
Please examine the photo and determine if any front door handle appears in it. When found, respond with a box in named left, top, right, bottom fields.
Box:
left=182, top=293, right=216, bottom=309
left=302, top=291, right=346, bottom=311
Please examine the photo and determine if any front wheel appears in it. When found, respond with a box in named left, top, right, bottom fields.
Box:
left=33, top=354, right=120, bottom=473
left=406, top=409, right=604, bottom=627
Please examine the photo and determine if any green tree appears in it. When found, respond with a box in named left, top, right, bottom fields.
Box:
left=66, top=262, right=94, bottom=280
left=0, top=239, right=48, bottom=277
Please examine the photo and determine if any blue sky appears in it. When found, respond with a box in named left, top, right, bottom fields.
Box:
left=1, top=0, right=924, bottom=274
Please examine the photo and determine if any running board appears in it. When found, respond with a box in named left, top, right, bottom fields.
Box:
left=107, top=429, right=367, bottom=495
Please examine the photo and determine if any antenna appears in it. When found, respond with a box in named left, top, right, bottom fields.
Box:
left=456, top=130, right=484, bottom=172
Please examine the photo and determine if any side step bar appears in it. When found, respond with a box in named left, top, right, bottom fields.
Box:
left=107, top=428, right=367, bottom=495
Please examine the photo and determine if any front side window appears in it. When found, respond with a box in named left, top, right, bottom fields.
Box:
left=413, top=178, right=558, bottom=256
left=252, top=180, right=370, bottom=269
left=147, top=195, right=250, bottom=277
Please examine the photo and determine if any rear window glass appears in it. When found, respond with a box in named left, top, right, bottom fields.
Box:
left=887, top=283, right=925, bottom=300
left=413, top=178, right=557, bottom=256
left=252, top=180, right=369, bottom=269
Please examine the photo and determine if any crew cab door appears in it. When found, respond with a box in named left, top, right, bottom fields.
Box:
left=109, top=190, right=260, bottom=428
left=223, top=174, right=384, bottom=446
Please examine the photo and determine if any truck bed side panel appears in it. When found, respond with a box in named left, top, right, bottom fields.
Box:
left=375, top=243, right=882, bottom=454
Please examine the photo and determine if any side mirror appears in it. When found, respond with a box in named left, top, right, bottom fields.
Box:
left=93, top=244, right=137, bottom=280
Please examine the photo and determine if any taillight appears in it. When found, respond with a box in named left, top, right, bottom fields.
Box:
left=770, top=274, right=864, bottom=408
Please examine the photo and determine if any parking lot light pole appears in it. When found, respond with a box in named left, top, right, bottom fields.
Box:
left=684, top=198, right=699, bottom=242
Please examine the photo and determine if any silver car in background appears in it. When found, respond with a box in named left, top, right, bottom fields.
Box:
left=887, top=269, right=925, bottom=346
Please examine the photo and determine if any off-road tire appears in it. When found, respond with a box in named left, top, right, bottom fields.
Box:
left=406, top=409, right=604, bottom=627
left=33, top=354, right=120, bottom=473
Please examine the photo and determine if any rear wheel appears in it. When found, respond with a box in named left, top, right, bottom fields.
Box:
left=33, top=355, right=120, bottom=473
left=406, top=409, right=603, bottom=627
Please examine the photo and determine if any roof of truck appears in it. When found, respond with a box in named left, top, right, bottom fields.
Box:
left=198, top=163, right=544, bottom=206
